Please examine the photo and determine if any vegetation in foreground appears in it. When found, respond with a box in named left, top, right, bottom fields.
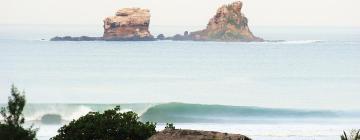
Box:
left=51, top=106, right=156, bottom=140
left=341, top=130, right=360, bottom=140
left=0, top=85, right=157, bottom=140
left=0, top=85, right=37, bottom=140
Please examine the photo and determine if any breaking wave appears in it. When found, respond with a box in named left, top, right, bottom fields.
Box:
left=140, top=103, right=342, bottom=123
left=13, top=103, right=153, bottom=123
left=1, top=103, right=357, bottom=124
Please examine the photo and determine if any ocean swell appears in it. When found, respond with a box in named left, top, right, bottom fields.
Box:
left=140, top=103, right=340, bottom=123
left=1, top=103, right=357, bottom=124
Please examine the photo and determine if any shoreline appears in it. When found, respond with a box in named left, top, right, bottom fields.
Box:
left=30, top=121, right=357, bottom=140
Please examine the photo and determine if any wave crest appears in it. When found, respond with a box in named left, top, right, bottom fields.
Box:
left=2, top=103, right=355, bottom=124
left=140, top=103, right=338, bottom=123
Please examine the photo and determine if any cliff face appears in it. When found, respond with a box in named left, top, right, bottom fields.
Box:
left=191, top=1, right=263, bottom=42
left=103, top=8, right=154, bottom=41
left=148, top=129, right=251, bottom=140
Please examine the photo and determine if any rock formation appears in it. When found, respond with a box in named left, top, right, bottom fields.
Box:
left=148, top=129, right=251, bottom=140
left=50, top=36, right=100, bottom=41
left=50, top=1, right=264, bottom=42
left=103, top=8, right=154, bottom=41
left=190, top=1, right=263, bottom=42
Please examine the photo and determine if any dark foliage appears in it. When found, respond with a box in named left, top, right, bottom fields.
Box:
left=165, top=123, right=175, bottom=130
left=0, top=85, right=37, bottom=140
left=51, top=106, right=156, bottom=140
left=0, top=124, right=37, bottom=140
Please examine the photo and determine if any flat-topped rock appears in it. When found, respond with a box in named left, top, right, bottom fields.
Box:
left=148, top=129, right=251, bottom=140
left=103, top=8, right=154, bottom=41
left=190, top=1, right=263, bottom=42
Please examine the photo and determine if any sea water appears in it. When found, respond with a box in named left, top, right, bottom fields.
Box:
left=0, top=25, right=360, bottom=139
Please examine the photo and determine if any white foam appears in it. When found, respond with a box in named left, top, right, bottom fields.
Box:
left=279, top=40, right=323, bottom=44
left=25, top=105, right=93, bottom=121
left=62, top=105, right=92, bottom=121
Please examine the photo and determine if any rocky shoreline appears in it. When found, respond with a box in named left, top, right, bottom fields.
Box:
left=51, top=1, right=262, bottom=42
left=149, top=129, right=251, bottom=140
left=50, top=36, right=101, bottom=41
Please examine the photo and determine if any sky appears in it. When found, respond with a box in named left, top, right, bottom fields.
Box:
left=0, top=0, right=360, bottom=27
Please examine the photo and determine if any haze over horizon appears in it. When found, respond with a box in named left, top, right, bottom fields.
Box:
left=1, top=0, right=359, bottom=27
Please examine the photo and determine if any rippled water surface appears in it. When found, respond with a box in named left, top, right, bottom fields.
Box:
left=1, top=25, right=359, bottom=139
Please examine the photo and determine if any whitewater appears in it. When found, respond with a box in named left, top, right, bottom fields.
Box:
left=1, top=25, right=360, bottom=139
left=2, top=103, right=357, bottom=140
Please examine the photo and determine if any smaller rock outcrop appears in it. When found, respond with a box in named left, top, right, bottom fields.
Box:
left=170, top=31, right=192, bottom=41
left=148, top=129, right=251, bottom=140
left=190, top=1, right=263, bottom=42
left=156, top=34, right=166, bottom=40
left=103, top=8, right=155, bottom=41
left=50, top=36, right=101, bottom=41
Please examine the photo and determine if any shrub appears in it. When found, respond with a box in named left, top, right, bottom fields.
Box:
left=165, top=123, right=175, bottom=130
left=341, top=130, right=360, bottom=140
left=0, top=85, right=37, bottom=140
left=51, top=106, right=156, bottom=140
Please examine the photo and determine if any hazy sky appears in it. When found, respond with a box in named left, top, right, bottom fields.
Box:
left=1, top=0, right=359, bottom=27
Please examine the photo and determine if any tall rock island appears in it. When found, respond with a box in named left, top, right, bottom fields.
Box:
left=51, top=1, right=264, bottom=42
left=103, top=8, right=154, bottom=41
left=190, top=1, right=263, bottom=42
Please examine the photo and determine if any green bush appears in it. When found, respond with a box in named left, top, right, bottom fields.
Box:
left=0, top=124, right=37, bottom=140
left=51, top=106, right=156, bottom=140
left=0, top=85, right=37, bottom=140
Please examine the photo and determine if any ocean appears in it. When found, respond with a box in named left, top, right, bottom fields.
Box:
left=0, top=24, right=360, bottom=139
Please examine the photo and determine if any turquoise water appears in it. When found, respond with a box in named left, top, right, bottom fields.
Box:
left=0, top=25, right=360, bottom=139
left=3, top=103, right=356, bottom=123
left=3, top=103, right=358, bottom=140
left=9, top=103, right=360, bottom=140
